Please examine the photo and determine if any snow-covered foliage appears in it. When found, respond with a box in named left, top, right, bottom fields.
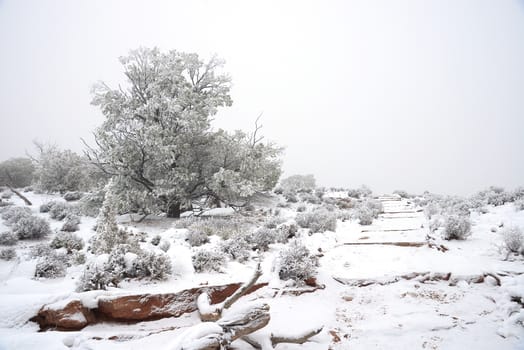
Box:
left=246, top=227, right=278, bottom=252
left=150, top=235, right=161, bottom=246
left=0, top=231, right=17, bottom=246
left=280, top=174, right=316, bottom=193
left=39, top=200, right=59, bottom=213
left=159, top=240, right=171, bottom=252
left=49, top=202, right=75, bottom=221
left=299, top=192, right=321, bottom=204
left=50, top=232, right=84, bottom=252
left=63, top=191, right=82, bottom=201
left=347, top=185, right=372, bottom=199
left=501, top=225, right=524, bottom=254
left=77, top=189, right=105, bottom=217
left=91, top=185, right=130, bottom=254
left=61, top=214, right=81, bottom=232
left=0, top=190, right=12, bottom=199
left=296, top=209, right=337, bottom=233
left=192, top=248, right=226, bottom=272
left=187, top=217, right=253, bottom=240
left=12, top=215, right=51, bottom=239
left=393, top=190, right=411, bottom=198
left=219, top=233, right=251, bottom=262
left=185, top=229, right=210, bottom=247
left=0, top=206, right=32, bottom=225
left=264, top=216, right=286, bottom=229
left=77, top=261, right=111, bottom=292
left=0, top=247, right=16, bottom=261
left=87, top=48, right=281, bottom=217
left=34, top=250, right=69, bottom=278
left=353, top=198, right=383, bottom=225
left=442, top=215, right=472, bottom=240
left=32, top=143, right=104, bottom=193
left=0, top=157, right=34, bottom=188
left=131, top=251, right=172, bottom=280
left=277, top=240, right=318, bottom=283
left=514, top=198, right=524, bottom=211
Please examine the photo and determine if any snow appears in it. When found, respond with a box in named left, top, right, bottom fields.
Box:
left=0, top=191, right=523, bottom=349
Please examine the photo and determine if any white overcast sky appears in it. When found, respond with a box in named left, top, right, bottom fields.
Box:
left=0, top=0, right=523, bottom=195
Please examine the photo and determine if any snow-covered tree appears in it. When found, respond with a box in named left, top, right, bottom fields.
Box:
left=0, top=157, right=34, bottom=188
left=87, top=48, right=281, bottom=217
left=280, top=174, right=316, bottom=193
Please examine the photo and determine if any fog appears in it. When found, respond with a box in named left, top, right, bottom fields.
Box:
left=1, top=0, right=523, bottom=195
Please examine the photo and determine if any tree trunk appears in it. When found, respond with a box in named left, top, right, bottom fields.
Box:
left=167, top=202, right=181, bottom=218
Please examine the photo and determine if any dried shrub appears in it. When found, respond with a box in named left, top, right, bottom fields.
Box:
left=192, top=249, right=226, bottom=272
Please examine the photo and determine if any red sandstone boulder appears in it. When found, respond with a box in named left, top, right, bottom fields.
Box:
left=31, top=300, right=96, bottom=331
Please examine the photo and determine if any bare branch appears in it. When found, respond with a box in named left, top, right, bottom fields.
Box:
left=223, top=263, right=263, bottom=310
left=271, top=326, right=323, bottom=347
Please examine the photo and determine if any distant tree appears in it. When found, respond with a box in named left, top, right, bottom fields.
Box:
left=0, top=157, right=34, bottom=188
left=31, top=142, right=105, bottom=193
left=280, top=174, right=316, bottom=193
left=87, top=48, right=281, bottom=217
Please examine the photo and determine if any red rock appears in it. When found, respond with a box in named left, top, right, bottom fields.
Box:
left=31, top=300, right=96, bottom=331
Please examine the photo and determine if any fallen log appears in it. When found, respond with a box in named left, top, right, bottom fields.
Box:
left=333, top=272, right=502, bottom=287
left=339, top=241, right=426, bottom=247
left=7, top=186, right=32, bottom=206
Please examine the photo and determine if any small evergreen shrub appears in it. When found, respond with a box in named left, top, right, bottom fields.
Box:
left=264, top=216, right=286, bottom=229
left=296, top=209, right=337, bottom=233
left=49, top=202, right=74, bottom=221
left=63, top=191, right=83, bottom=202
left=50, top=231, right=84, bottom=252
left=77, top=262, right=111, bottom=291
left=192, top=249, right=226, bottom=272
left=501, top=225, right=523, bottom=253
left=132, top=251, right=172, bottom=280
left=0, top=247, right=16, bottom=261
left=277, top=240, right=318, bottom=283
left=246, top=227, right=278, bottom=252
left=186, top=230, right=210, bottom=247
left=0, top=231, right=18, bottom=246
left=220, top=234, right=251, bottom=262
left=34, top=251, right=69, bottom=278
left=77, top=190, right=105, bottom=217
left=12, top=215, right=51, bottom=239
left=39, top=200, right=59, bottom=213
left=61, top=214, right=81, bottom=232
left=1, top=206, right=32, bottom=225
left=442, top=215, right=472, bottom=240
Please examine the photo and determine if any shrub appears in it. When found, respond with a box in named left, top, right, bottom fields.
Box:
left=347, top=185, right=372, bottom=199
left=1, top=190, right=12, bottom=199
left=39, top=200, right=59, bottom=213
left=501, top=226, right=523, bottom=253
left=277, top=240, right=318, bottom=283
left=34, top=252, right=69, bottom=278
left=63, top=191, right=82, bottom=201
left=12, top=215, right=51, bottom=239
left=50, top=231, right=84, bottom=252
left=150, top=235, right=161, bottom=246
left=280, top=174, right=316, bottom=193
left=0, top=247, right=16, bottom=261
left=283, top=191, right=298, bottom=203
left=186, top=230, right=210, bottom=247
left=78, top=189, right=105, bottom=217
left=1, top=206, right=32, bottom=225
left=297, top=204, right=306, bottom=212
left=220, top=234, right=251, bottom=262
left=187, top=217, right=252, bottom=240
left=514, top=198, right=524, bottom=211
left=131, top=251, right=172, bottom=280
left=299, top=192, right=321, bottom=204
left=49, top=202, right=74, bottom=221
left=246, top=227, right=278, bottom=252
left=29, top=243, right=54, bottom=259
left=442, top=215, right=472, bottom=240
left=159, top=240, right=171, bottom=252
left=275, top=221, right=298, bottom=242
left=264, top=216, right=286, bottom=229
left=77, top=261, right=111, bottom=291
left=356, top=206, right=374, bottom=225
left=0, top=231, right=18, bottom=246
left=192, top=249, right=226, bottom=272
left=61, top=214, right=81, bottom=232
left=393, top=190, right=411, bottom=198
left=0, top=157, right=35, bottom=188
left=296, top=209, right=337, bottom=233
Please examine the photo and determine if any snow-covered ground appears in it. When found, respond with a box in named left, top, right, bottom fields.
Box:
left=0, top=192, right=523, bottom=349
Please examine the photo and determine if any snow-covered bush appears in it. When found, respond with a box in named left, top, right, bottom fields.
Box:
left=501, top=226, right=523, bottom=254
left=277, top=240, right=318, bottom=283
left=0, top=231, right=17, bottom=246
left=275, top=221, right=298, bottom=242
left=61, top=214, right=81, bottom=232
left=283, top=191, right=298, bottom=203
left=0, top=247, right=16, bottom=261
left=159, top=240, right=171, bottom=252
left=297, top=204, right=306, bottom=212
left=186, top=230, right=210, bottom=247
left=34, top=251, right=69, bottom=278
left=264, top=216, right=286, bottom=229
left=12, top=215, right=51, bottom=239
left=280, top=174, right=316, bottom=193
left=393, top=190, right=411, bottom=198
left=0, top=157, right=34, bottom=188
left=77, top=261, right=111, bottom=291
left=246, top=227, right=278, bottom=252
left=424, top=202, right=440, bottom=219
left=347, top=185, right=372, bottom=199
left=63, top=191, right=82, bottom=201
left=0, top=206, right=32, bottom=225
left=1, top=190, right=12, bottom=199
left=29, top=243, right=53, bottom=259
left=0, top=199, right=12, bottom=208
left=39, top=200, right=59, bottom=213
left=187, top=217, right=252, bottom=240
left=299, top=192, right=321, bottom=204
left=514, top=198, right=524, bottom=211
left=78, top=189, right=105, bottom=217
left=356, top=206, right=374, bottom=225
left=220, top=234, right=251, bottom=262
left=442, top=215, right=472, bottom=240
left=150, top=235, right=161, bottom=246
left=192, top=248, right=226, bottom=272
left=49, top=202, right=74, bottom=221
left=50, top=231, right=84, bottom=252
left=131, top=251, right=172, bottom=280
left=354, top=198, right=383, bottom=225
left=296, top=209, right=337, bottom=233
